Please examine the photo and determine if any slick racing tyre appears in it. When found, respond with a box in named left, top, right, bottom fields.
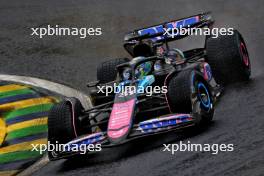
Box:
left=97, top=58, right=130, bottom=83
left=167, top=69, right=214, bottom=124
left=206, top=30, right=251, bottom=85
left=48, top=97, right=89, bottom=145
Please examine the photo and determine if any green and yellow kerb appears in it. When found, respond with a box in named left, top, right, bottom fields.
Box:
left=0, top=82, right=59, bottom=176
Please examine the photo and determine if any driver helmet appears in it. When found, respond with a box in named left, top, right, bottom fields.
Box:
left=166, top=48, right=185, bottom=64
left=132, top=57, right=152, bottom=78
left=136, top=62, right=152, bottom=78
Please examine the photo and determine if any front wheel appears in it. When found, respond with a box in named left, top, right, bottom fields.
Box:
left=48, top=97, right=90, bottom=144
left=167, top=70, right=214, bottom=125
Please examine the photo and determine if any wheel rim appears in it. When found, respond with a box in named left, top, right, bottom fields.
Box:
left=197, top=82, right=211, bottom=110
left=240, top=42, right=249, bottom=67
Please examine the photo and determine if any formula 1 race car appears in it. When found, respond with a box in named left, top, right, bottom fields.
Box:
left=48, top=12, right=251, bottom=160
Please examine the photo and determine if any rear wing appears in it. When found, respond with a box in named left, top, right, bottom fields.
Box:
left=124, top=12, right=214, bottom=43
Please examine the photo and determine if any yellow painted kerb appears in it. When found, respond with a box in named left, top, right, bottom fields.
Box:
left=0, top=118, right=6, bottom=146
left=0, top=84, right=28, bottom=93
left=0, top=97, right=55, bottom=111
left=7, top=117, right=48, bottom=133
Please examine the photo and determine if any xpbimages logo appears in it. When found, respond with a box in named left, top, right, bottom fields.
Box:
left=30, top=25, right=102, bottom=39
left=163, top=26, right=234, bottom=38
left=163, top=141, right=234, bottom=155
left=31, top=141, right=102, bottom=154
left=97, top=83, right=168, bottom=96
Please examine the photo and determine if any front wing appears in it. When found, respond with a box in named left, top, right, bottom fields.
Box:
left=49, top=113, right=194, bottom=160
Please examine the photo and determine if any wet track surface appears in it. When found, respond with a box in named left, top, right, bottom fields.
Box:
left=0, top=0, right=264, bottom=175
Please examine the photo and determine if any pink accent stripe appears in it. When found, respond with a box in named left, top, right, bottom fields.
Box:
left=164, top=73, right=172, bottom=113
left=240, top=42, right=249, bottom=66
left=67, top=100, right=78, bottom=138
left=203, top=63, right=209, bottom=80
left=196, top=15, right=200, bottom=22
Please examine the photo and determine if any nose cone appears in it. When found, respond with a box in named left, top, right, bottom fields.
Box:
left=107, top=98, right=136, bottom=143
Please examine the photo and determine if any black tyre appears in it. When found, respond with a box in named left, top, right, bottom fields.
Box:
left=206, top=30, right=251, bottom=85
left=97, top=58, right=130, bottom=83
left=48, top=97, right=87, bottom=144
left=167, top=70, right=214, bottom=124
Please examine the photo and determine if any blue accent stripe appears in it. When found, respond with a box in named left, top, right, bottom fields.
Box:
left=184, top=17, right=197, bottom=26
left=6, top=111, right=49, bottom=125
left=197, top=82, right=211, bottom=108
left=0, top=93, right=40, bottom=105
left=140, top=115, right=191, bottom=130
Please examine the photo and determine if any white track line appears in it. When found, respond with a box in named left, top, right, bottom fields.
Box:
left=0, top=74, right=92, bottom=176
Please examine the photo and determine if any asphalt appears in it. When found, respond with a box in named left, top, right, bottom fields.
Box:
left=0, top=0, right=264, bottom=176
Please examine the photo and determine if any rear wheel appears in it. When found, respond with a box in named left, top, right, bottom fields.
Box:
left=167, top=70, right=214, bottom=125
left=97, top=58, right=130, bottom=83
left=206, top=30, right=251, bottom=85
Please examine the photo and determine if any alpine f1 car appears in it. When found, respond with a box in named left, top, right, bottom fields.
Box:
left=48, top=12, right=251, bottom=160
